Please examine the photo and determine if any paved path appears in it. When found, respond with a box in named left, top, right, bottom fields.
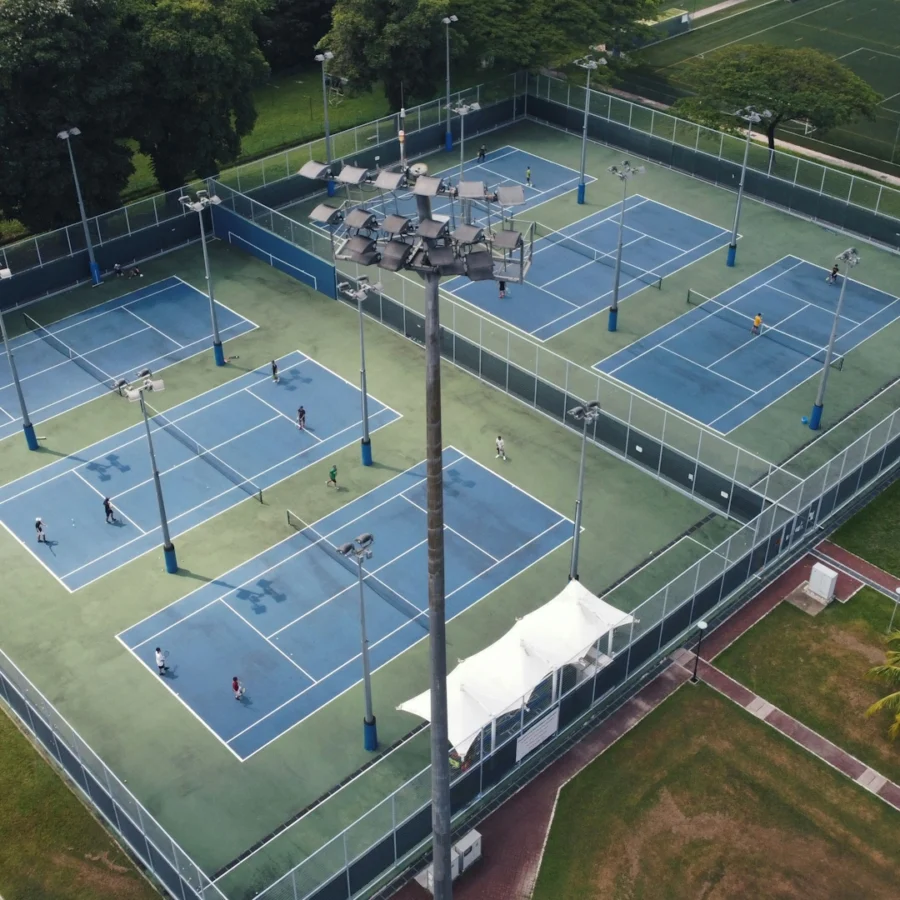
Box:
left=815, top=540, right=900, bottom=603
left=392, top=544, right=898, bottom=899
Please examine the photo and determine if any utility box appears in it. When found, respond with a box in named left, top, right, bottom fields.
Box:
left=415, top=829, right=482, bottom=894
left=807, top=563, right=838, bottom=604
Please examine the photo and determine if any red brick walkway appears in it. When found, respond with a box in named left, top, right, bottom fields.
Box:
left=392, top=544, right=898, bottom=899
left=815, top=540, right=900, bottom=598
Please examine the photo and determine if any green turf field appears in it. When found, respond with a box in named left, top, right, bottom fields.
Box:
left=1, top=115, right=898, bottom=898
left=533, top=684, right=900, bottom=900
left=629, top=0, right=900, bottom=177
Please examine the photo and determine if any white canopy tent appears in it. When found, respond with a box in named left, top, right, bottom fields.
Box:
left=398, top=580, right=634, bottom=757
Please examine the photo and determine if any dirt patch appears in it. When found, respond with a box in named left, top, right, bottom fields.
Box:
left=49, top=852, right=148, bottom=898
left=825, top=627, right=886, bottom=667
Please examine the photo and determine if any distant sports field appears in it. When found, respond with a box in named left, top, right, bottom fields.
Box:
left=630, top=0, right=900, bottom=177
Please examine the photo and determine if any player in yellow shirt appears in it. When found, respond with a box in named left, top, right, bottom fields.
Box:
left=751, top=313, right=762, bottom=336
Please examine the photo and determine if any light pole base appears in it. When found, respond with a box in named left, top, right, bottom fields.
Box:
left=363, top=717, right=378, bottom=751
left=89, top=262, right=102, bottom=285
left=23, top=423, right=39, bottom=451
left=726, top=244, right=737, bottom=267
left=361, top=437, right=373, bottom=466
left=326, top=180, right=336, bottom=198
left=577, top=183, right=586, bottom=205
left=445, top=131, right=453, bottom=152
left=607, top=307, right=618, bottom=332
left=163, top=543, right=178, bottom=574
left=809, top=403, right=824, bottom=431
left=213, top=341, right=226, bottom=367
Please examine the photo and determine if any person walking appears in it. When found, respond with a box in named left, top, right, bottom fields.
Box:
left=826, top=263, right=840, bottom=284
left=297, top=405, right=307, bottom=430
left=155, top=648, right=170, bottom=676
left=495, top=435, right=507, bottom=461
left=103, top=497, right=116, bottom=524
left=326, top=464, right=338, bottom=489
left=478, top=144, right=486, bottom=163
left=498, top=279, right=507, bottom=299
left=35, top=517, right=47, bottom=544
left=271, top=360, right=279, bottom=383
left=232, top=676, right=245, bottom=699
left=750, top=313, right=763, bottom=336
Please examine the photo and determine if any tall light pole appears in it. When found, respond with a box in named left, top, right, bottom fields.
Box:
left=0, top=269, right=39, bottom=450
left=180, top=191, right=226, bottom=366
left=809, top=247, right=860, bottom=431
left=690, top=620, right=708, bottom=683
left=58, top=128, right=101, bottom=286
left=453, top=102, right=481, bottom=182
left=574, top=56, right=606, bottom=205
left=120, top=370, right=178, bottom=574
left=339, top=534, right=378, bottom=750
left=568, top=401, right=601, bottom=581
left=442, top=15, right=458, bottom=152
left=338, top=278, right=379, bottom=465
left=606, top=161, right=643, bottom=332
left=316, top=51, right=337, bottom=197
left=726, top=106, right=770, bottom=267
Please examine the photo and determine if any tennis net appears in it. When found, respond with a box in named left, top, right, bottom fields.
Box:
left=23, top=313, right=118, bottom=389
left=287, top=510, right=428, bottom=631
left=686, top=291, right=843, bottom=370
left=144, top=401, right=263, bottom=502
left=536, top=223, right=662, bottom=289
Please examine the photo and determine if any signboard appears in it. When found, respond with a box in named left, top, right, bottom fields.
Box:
left=516, top=707, right=560, bottom=762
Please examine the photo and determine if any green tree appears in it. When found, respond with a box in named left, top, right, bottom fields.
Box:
left=255, top=0, right=335, bottom=74
left=673, top=45, right=881, bottom=152
left=323, top=0, right=661, bottom=111
left=133, top=0, right=269, bottom=190
left=866, top=631, right=900, bottom=741
left=0, top=0, right=142, bottom=232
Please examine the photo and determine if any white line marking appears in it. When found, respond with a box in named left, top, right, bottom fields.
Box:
left=71, top=470, right=148, bottom=534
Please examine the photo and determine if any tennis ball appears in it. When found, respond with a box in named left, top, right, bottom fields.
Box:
left=801, top=417, right=809, bottom=425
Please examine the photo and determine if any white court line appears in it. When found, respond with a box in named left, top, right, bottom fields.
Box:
left=658, top=346, right=754, bottom=393
left=122, top=306, right=185, bottom=348
left=243, top=387, right=302, bottom=428
left=0, top=517, right=72, bottom=592
left=71, top=470, right=148, bottom=535
left=0, top=405, right=13, bottom=424
left=600, top=534, right=699, bottom=603
left=400, top=493, right=499, bottom=563
left=769, top=283, right=861, bottom=326
left=218, top=597, right=316, bottom=683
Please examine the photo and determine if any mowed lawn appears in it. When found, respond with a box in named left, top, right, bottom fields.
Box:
left=533, top=685, right=899, bottom=900
left=0, top=707, right=160, bottom=900
left=831, top=477, right=900, bottom=577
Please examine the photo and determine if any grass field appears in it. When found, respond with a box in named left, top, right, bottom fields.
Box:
left=832, top=476, right=900, bottom=576
left=533, top=684, right=900, bottom=900
left=629, top=0, right=900, bottom=177
left=0, top=707, right=160, bottom=900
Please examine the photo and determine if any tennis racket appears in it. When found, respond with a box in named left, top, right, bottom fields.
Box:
left=162, top=650, right=170, bottom=660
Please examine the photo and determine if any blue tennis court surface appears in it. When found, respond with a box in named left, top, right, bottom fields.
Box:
left=445, top=197, right=731, bottom=340
left=0, top=277, right=256, bottom=442
left=0, top=352, right=400, bottom=591
left=117, top=448, right=572, bottom=760
left=595, top=256, right=900, bottom=433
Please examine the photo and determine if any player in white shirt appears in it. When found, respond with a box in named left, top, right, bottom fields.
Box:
left=495, top=435, right=507, bottom=461
left=155, top=647, right=169, bottom=676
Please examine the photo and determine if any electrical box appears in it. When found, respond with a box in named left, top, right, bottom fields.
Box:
left=808, top=562, right=838, bottom=603
left=415, top=829, right=482, bottom=894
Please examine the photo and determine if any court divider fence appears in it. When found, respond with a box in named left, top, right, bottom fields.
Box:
left=525, top=73, right=900, bottom=251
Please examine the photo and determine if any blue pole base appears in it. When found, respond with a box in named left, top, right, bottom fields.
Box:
left=361, top=437, right=373, bottom=466
left=90, top=261, right=102, bottom=285
left=213, top=341, right=226, bottom=367
left=577, top=183, right=586, bottom=205
left=363, top=717, right=378, bottom=751
left=726, top=244, right=737, bottom=267
left=445, top=131, right=453, bottom=152
left=607, top=307, right=618, bottom=332
left=23, top=423, right=39, bottom=451
left=809, top=403, right=823, bottom=431
left=163, top=543, right=178, bottom=574
left=326, top=180, right=336, bottom=197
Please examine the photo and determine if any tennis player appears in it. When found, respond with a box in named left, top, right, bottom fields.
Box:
left=35, top=517, right=47, bottom=543
left=155, top=647, right=169, bottom=676
left=525, top=166, right=532, bottom=187
left=496, top=435, right=507, bottom=461
left=297, top=405, right=306, bottom=430
left=498, top=279, right=507, bottom=299
left=826, top=263, right=839, bottom=284
left=232, top=676, right=245, bottom=700
left=271, top=360, right=279, bottom=383
left=103, top=497, right=116, bottom=524
left=326, top=464, right=338, bottom=489
left=478, top=144, right=486, bottom=163
left=751, top=313, right=763, bottom=336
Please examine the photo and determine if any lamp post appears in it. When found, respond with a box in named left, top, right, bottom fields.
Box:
left=453, top=102, right=481, bottom=182
left=574, top=56, right=606, bottom=205
left=809, top=247, right=860, bottom=430
left=690, top=620, right=708, bottom=684
left=316, top=51, right=337, bottom=197
left=58, top=128, right=101, bottom=285
left=339, top=534, right=378, bottom=749
left=890, top=587, right=899, bottom=634
left=0, top=270, right=39, bottom=450
left=179, top=191, right=226, bottom=366
left=606, top=161, right=643, bottom=332
left=442, top=15, right=458, bottom=152
left=726, top=106, right=770, bottom=267
left=119, top=370, right=177, bottom=574
left=568, top=401, right=601, bottom=581
left=338, top=278, right=379, bottom=466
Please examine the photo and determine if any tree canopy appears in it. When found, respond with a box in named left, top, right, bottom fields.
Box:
left=255, top=0, right=335, bottom=74
left=674, top=44, right=882, bottom=150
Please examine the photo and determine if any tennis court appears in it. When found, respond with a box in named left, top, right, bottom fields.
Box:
left=0, top=276, right=256, bottom=442
left=595, top=256, right=900, bottom=433
left=0, top=352, right=400, bottom=591
left=117, top=448, right=572, bottom=760
left=445, top=197, right=731, bottom=339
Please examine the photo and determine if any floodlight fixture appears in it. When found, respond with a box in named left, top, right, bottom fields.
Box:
left=606, top=162, right=644, bottom=331
left=309, top=203, right=343, bottom=227
left=727, top=107, right=771, bottom=266
left=574, top=55, right=608, bottom=204
left=57, top=126, right=100, bottom=284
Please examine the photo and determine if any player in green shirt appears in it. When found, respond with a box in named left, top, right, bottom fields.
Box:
left=327, top=464, right=338, bottom=488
